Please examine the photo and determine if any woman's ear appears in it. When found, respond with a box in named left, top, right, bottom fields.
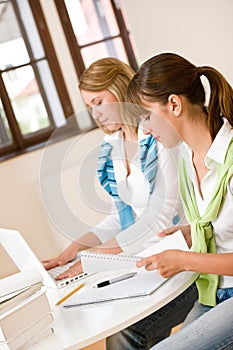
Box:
left=168, top=94, right=182, bottom=117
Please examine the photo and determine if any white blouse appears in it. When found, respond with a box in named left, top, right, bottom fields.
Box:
left=110, top=128, right=150, bottom=217
left=179, top=118, right=233, bottom=288
left=93, top=126, right=186, bottom=253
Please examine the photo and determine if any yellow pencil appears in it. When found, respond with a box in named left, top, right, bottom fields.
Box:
left=56, top=283, right=85, bottom=306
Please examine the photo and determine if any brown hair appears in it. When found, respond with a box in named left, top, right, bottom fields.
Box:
left=79, top=57, right=137, bottom=134
left=127, top=53, right=233, bottom=139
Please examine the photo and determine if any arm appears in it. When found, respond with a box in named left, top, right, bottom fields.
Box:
left=70, top=143, right=185, bottom=256
left=91, top=201, right=122, bottom=242
left=42, top=231, right=102, bottom=270
left=115, top=143, right=187, bottom=253
left=137, top=250, right=233, bottom=278
left=43, top=203, right=122, bottom=278
left=45, top=143, right=183, bottom=275
left=51, top=236, right=123, bottom=280
left=84, top=144, right=188, bottom=256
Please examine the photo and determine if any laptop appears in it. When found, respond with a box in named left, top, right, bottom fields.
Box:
left=0, top=227, right=92, bottom=288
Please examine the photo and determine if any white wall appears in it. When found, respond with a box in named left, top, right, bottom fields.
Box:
left=123, top=0, right=233, bottom=84
left=0, top=128, right=107, bottom=261
left=0, top=148, right=56, bottom=260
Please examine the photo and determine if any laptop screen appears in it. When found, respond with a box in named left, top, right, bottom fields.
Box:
left=0, top=227, right=90, bottom=288
left=0, top=243, right=20, bottom=279
left=0, top=227, right=57, bottom=288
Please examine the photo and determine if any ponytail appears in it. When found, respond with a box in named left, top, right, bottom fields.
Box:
left=200, top=66, right=233, bottom=138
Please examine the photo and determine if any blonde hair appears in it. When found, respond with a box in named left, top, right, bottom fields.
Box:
left=79, top=57, right=137, bottom=134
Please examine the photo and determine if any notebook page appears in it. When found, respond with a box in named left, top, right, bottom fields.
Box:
left=138, top=230, right=189, bottom=257
left=63, top=269, right=166, bottom=308
left=81, top=252, right=141, bottom=272
left=81, top=230, right=188, bottom=273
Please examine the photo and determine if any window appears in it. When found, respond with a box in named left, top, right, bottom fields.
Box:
left=54, top=0, right=138, bottom=78
left=0, top=0, right=76, bottom=160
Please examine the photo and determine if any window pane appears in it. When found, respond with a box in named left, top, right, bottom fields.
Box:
left=16, top=0, right=45, bottom=59
left=65, top=0, right=119, bottom=46
left=0, top=1, right=30, bottom=69
left=36, top=60, right=66, bottom=128
left=2, top=66, right=51, bottom=136
left=81, top=37, right=129, bottom=68
left=0, top=99, right=13, bottom=147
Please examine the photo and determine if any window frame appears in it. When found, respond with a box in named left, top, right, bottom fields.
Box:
left=0, top=0, right=77, bottom=161
left=54, top=0, right=138, bottom=79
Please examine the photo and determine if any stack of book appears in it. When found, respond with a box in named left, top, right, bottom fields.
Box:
left=0, top=268, right=54, bottom=350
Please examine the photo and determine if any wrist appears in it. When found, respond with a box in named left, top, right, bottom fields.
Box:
left=180, top=250, right=190, bottom=271
left=69, top=241, right=82, bottom=253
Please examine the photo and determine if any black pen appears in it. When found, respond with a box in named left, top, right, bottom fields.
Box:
left=93, top=272, right=137, bottom=288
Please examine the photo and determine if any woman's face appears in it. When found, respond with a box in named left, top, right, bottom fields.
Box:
left=81, top=89, right=122, bottom=132
left=140, top=101, right=182, bottom=148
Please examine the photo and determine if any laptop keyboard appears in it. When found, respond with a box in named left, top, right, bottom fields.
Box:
left=47, top=261, right=90, bottom=288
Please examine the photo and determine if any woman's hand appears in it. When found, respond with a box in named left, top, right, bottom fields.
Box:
left=54, top=260, right=83, bottom=280
left=136, top=249, right=188, bottom=278
left=42, top=243, right=80, bottom=270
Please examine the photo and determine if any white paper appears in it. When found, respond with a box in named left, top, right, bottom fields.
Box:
left=63, top=269, right=166, bottom=308
left=81, top=230, right=188, bottom=273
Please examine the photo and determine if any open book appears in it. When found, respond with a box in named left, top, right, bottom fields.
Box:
left=63, top=231, right=189, bottom=308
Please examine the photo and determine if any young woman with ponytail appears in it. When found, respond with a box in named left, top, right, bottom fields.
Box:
left=107, top=53, right=233, bottom=349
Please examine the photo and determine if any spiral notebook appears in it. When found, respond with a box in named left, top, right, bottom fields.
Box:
left=63, top=269, right=167, bottom=308
left=63, top=231, right=189, bottom=308
left=81, top=230, right=189, bottom=273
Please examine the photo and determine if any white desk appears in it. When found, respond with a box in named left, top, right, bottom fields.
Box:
left=24, top=271, right=197, bottom=350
